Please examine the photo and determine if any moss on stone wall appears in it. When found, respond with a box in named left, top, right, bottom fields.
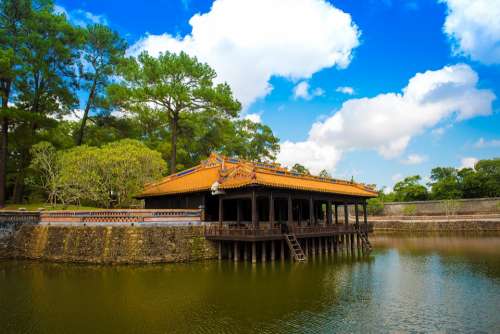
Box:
left=3, top=225, right=217, bottom=264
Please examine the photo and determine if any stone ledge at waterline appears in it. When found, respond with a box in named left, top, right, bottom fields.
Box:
left=371, top=214, right=500, bottom=232
left=1, top=225, right=217, bottom=264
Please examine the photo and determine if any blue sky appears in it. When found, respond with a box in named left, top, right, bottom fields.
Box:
left=57, top=0, right=500, bottom=190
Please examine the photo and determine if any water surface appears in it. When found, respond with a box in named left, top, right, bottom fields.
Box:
left=1, top=234, right=499, bottom=333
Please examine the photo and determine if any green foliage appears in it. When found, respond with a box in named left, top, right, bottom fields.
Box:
left=402, top=204, right=417, bottom=216
left=110, top=51, right=241, bottom=173
left=76, top=24, right=127, bottom=145
left=367, top=197, right=384, bottom=215
left=429, top=167, right=462, bottom=199
left=290, top=163, right=310, bottom=175
left=393, top=175, right=429, bottom=201
left=29, top=139, right=166, bottom=207
left=319, top=169, right=331, bottom=178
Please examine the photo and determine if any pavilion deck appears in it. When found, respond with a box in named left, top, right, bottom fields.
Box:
left=205, top=222, right=373, bottom=241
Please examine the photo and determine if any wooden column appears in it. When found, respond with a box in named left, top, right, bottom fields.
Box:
left=269, top=192, right=274, bottom=229
left=228, top=241, right=232, bottom=259
left=355, top=202, right=360, bottom=226
left=288, top=194, right=293, bottom=228
left=252, top=242, right=257, bottom=263
left=334, top=204, right=338, bottom=224
left=280, top=240, right=285, bottom=261
left=244, top=243, right=248, bottom=261
left=236, top=199, right=242, bottom=224
left=234, top=242, right=239, bottom=262
left=218, top=242, right=222, bottom=260
left=327, top=200, right=332, bottom=225
left=218, top=197, right=223, bottom=226
left=309, top=196, right=314, bottom=225
left=344, top=203, right=349, bottom=226
left=262, top=242, right=267, bottom=262
left=363, top=201, right=368, bottom=226
left=252, top=190, right=258, bottom=228
left=271, top=241, right=275, bottom=261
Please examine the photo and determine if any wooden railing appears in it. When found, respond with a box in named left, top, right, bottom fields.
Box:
left=40, top=209, right=202, bottom=225
left=0, top=211, right=40, bottom=224
left=205, top=225, right=282, bottom=237
left=205, top=223, right=373, bottom=239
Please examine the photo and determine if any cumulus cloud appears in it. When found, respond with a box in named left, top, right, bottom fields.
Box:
left=128, top=0, right=360, bottom=107
left=243, top=113, right=262, bottom=123
left=474, top=137, right=500, bottom=148
left=293, top=81, right=324, bottom=100
left=277, top=141, right=342, bottom=174
left=336, top=86, right=355, bottom=95
left=441, top=0, right=500, bottom=64
left=401, top=154, right=427, bottom=165
left=54, top=5, right=107, bottom=27
left=278, top=64, right=495, bottom=173
left=460, top=157, right=479, bottom=169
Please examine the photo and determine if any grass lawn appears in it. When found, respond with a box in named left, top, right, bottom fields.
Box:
left=1, top=203, right=101, bottom=211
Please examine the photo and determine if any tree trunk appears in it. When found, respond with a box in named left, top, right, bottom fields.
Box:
left=76, top=78, right=97, bottom=146
left=0, top=117, right=7, bottom=208
left=0, top=81, right=11, bottom=208
left=170, top=112, right=178, bottom=174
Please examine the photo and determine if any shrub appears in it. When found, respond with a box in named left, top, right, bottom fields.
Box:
left=403, top=204, right=417, bottom=216
left=367, top=198, right=384, bottom=215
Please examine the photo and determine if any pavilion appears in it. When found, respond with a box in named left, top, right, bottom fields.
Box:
left=137, top=153, right=378, bottom=262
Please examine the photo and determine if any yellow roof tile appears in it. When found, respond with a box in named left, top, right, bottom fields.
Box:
left=138, top=153, right=378, bottom=198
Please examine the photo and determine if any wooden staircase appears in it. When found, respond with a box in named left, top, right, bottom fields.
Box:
left=285, top=234, right=307, bottom=262
left=355, top=225, right=372, bottom=252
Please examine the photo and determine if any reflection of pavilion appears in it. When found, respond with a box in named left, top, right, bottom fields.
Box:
left=138, top=153, right=377, bottom=262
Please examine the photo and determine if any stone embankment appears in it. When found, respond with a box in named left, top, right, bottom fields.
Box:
left=0, top=209, right=217, bottom=263
left=371, top=214, right=500, bottom=232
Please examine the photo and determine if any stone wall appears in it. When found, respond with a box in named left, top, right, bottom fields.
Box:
left=381, top=197, right=500, bottom=216
left=373, top=218, right=500, bottom=232
left=2, top=225, right=217, bottom=264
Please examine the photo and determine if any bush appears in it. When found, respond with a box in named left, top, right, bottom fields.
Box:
left=403, top=204, right=417, bottom=216
left=367, top=198, right=384, bottom=215
left=30, top=139, right=167, bottom=208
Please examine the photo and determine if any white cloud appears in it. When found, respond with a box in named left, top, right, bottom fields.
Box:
left=441, top=0, right=500, bottom=64
left=391, top=173, right=403, bottom=182
left=336, top=86, right=355, bottom=95
left=460, top=157, right=479, bottom=169
left=243, top=113, right=262, bottom=123
left=474, top=137, right=500, bottom=148
left=277, top=64, right=495, bottom=173
left=401, top=153, right=427, bottom=165
left=128, top=0, right=360, bottom=107
left=55, top=5, right=107, bottom=27
left=293, top=81, right=324, bottom=100
left=277, top=140, right=342, bottom=174
left=61, top=109, right=83, bottom=122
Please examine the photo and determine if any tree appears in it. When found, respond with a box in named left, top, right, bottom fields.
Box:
left=75, top=24, right=127, bottom=145
left=28, top=141, right=62, bottom=204
left=319, top=169, right=331, bottom=178
left=290, top=163, right=310, bottom=175
left=474, top=158, right=500, bottom=197
left=393, top=175, right=428, bottom=201
left=428, top=167, right=461, bottom=199
left=0, top=0, right=32, bottom=207
left=9, top=2, right=82, bottom=202
left=110, top=51, right=241, bottom=173
left=30, top=139, right=166, bottom=207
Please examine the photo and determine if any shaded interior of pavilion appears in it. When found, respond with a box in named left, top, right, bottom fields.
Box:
left=204, top=188, right=369, bottom=228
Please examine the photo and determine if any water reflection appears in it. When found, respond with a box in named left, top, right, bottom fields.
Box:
left=1, top=234, right=499, bottom=333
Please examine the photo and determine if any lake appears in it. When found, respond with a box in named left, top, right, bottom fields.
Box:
left=1, top=234, right=499, bottom=333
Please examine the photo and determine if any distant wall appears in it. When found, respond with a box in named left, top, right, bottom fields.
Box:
left=2, top=225, right=217, bottom=264
left=380, top=198, right=500, bottom=216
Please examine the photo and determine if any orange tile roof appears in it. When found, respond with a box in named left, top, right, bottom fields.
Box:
left=138, top=153, right=378, bottom=198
